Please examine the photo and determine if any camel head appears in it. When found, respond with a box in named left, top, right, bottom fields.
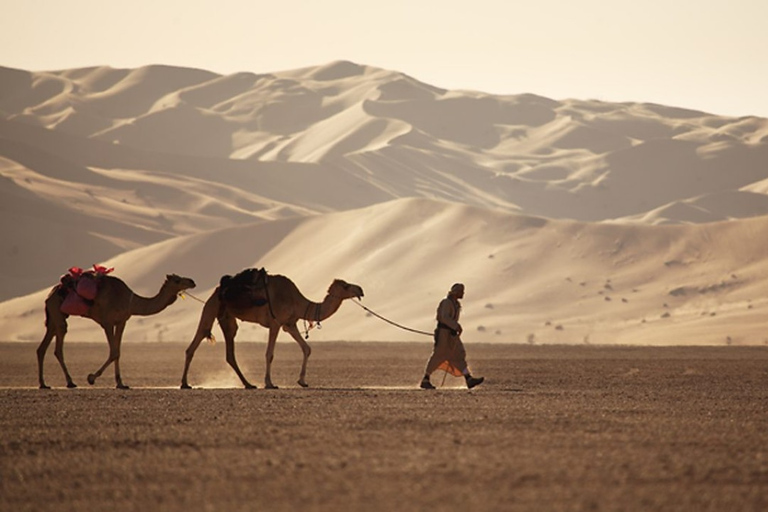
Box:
left=329, top=279, right=364, bottom=300
left=164, top=274, right=197, bottom=293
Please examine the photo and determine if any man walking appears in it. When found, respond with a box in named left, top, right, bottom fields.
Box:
left=420, top=283, right=484, bottom=389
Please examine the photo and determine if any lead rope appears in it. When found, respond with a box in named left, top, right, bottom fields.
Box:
left=352, top=299, right=432, bottom=336
left=354, top=299, right=462, bottom=388
left=179, top=291, right=206, bottom=303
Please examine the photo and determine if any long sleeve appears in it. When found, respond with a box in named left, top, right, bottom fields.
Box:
left=436, top=297, right=461, bottom=331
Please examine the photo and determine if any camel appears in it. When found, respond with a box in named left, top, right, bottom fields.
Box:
left=181, top=269, right=364, bottom=389
left=37, top=273, right=196, bottom=389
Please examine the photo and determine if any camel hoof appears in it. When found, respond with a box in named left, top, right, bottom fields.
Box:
left=117, top=384, right=130, bottom=390
left=87, top=374, right=96, bottom=385
left=244, top=383, right=258, bottom=390
left=180, top=383, right=192, bottom=390
left=67, top=382, right=77, bottom=389
left=298, top=380, right=309, bottom=388
left=39, top=384, right=51, bottom=390
left=265, top=384, right=279, bottom=390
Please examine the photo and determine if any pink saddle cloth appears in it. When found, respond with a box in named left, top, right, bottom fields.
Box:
left=75, top=276, right=98, bottom=300
left=61, top=290, right=90, bottom=316
left=58, top=264, right=113, bottom=316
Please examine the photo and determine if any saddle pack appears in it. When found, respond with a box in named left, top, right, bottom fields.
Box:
left=218, top=267, right=269, bottom=309
left=59, top=265, right=114, bottom=316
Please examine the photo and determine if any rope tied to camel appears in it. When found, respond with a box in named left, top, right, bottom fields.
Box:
left=303, top=302, right=323, bottom=339
left=178, top=292, right=216, bottom=344
left=179, top=291, right=206, bottom=303
left=352, top=298, right=432, bottom=336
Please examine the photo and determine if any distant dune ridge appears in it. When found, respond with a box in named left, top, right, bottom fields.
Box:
left=1, top=61, right=768, bottom=345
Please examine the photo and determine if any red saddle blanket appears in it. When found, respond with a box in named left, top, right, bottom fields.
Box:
left=59, top=265, right=114, bottom=316
left=76, top=276, right=98, bottom=300
left=61, top=291, right=90, bottom=316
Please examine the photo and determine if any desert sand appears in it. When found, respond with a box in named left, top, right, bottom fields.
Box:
left=2, top=342, right=768, bottom=512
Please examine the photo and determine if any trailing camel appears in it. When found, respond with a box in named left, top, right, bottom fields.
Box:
left=37, top=270, right=196, bottom=389
left=181, top=268, right=364, bottom=389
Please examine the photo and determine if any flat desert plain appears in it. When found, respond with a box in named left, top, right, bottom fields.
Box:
left=2, top=341, right=768, bottom=511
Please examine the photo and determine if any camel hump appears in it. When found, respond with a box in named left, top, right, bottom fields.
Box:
left=219, top=268, right=269, bottom=308
left=59, top=265, right=114, bottom=299
left=220, top=267, right=267, bottom=289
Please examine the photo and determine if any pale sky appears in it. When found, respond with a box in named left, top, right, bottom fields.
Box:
left=2, top=0, right=768, bottom=118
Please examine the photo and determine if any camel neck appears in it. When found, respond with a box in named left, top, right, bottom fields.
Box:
left=304, top=294, right=343, bottom=322
left=129, top=286, right=178, bottom=316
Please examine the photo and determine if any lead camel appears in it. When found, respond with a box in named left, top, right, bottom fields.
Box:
left=181, top=269, right=364, bottom=389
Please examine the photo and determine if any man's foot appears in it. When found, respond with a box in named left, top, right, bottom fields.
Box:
left=420, top=379, right=436, bottom=390
left=465, top=376, right=484, bottom=389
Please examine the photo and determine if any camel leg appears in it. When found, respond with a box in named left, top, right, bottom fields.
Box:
left=88, top=324, right=120, bottom=387
left=283, top=323, right=312, bottom=387
left=53, top=327, right=76, bottom=389
left=220, top=314, right=256, bottom=389
left=181, top=331, right=207, bottom=389
left=111, top=321, right=129, bottom=389
left=37, top=328, right=55, bottom=389
left=264, top=324, right=280, bottom=389
left=181, top=291, right=220, bottom=389
left=38, top=306, right=75, bottom=389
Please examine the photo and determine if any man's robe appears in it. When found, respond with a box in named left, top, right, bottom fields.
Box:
left=425, top=295, right=468, bottom=377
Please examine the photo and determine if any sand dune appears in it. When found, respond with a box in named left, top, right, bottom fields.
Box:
left=1, top=61, right=767, bottom=345
left=3, top=198, right=768, bottom=346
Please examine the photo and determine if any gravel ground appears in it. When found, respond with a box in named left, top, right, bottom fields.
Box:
left=2, top=341, right=768, bottom=511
